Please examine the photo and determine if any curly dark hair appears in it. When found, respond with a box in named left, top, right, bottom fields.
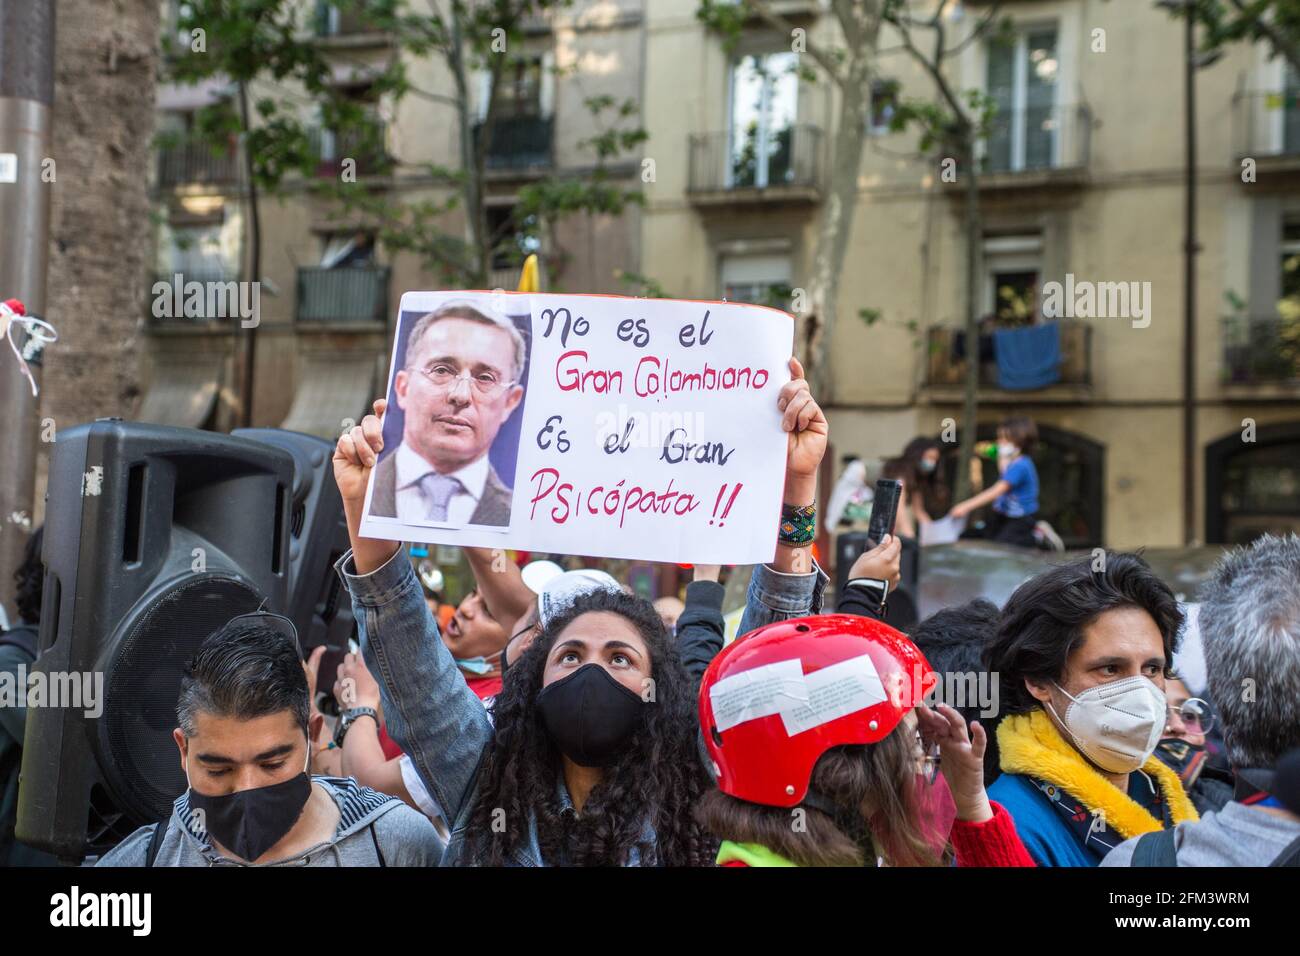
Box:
left=467, top=587, right=718, bottom=866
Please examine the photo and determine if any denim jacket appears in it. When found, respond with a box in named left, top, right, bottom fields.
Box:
left=335, top=548, right=825, bottom=866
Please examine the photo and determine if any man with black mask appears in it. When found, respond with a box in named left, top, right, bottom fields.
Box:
left=96, top=614, right=444, bottom=866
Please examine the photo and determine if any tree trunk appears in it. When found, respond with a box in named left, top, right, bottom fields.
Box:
left=35, top=0, right=158, bottom=518
left=805, top=60, right=871, bottom=400
left=448, top=6, right=489, bottom=285
left=237, top=80, right=260, bottom=428
left=954, top=132, right=982, bottom=502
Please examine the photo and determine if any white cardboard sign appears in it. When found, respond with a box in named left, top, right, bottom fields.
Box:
left=359, top=290, right=795, bottom=564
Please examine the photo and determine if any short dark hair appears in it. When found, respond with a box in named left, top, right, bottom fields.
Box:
left=913, top=599, right=1002, bottom=780
left=984, top=552, right=1183, bottom=716
left=998, top=416, right=1038, bottom=456
left=13, top=526, right=44, bottom=625
left=176, top=617, right=309, bottom=738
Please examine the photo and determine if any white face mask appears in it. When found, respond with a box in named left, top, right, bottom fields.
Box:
left=1047, top=677, right=1167, bottom=774
left=997, top=441, right=1018, bottom=459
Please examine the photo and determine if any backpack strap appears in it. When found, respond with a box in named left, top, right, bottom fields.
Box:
left=369, top=822, right=386, bottom=867
left=1130, top=828, right=1178, bottom=867
left=145, top=821, right=168, bottom=867
left=1269, top=833, right=1300, bottom=867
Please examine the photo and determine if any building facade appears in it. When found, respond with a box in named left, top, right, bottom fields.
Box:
left=143, top=0, right=644, bottom=439
left=144, top=0, right=1300, bottom=552
left=639, top=0, right=1300, bottom=550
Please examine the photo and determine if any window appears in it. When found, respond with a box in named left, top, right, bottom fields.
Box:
left=869, top=79, right=899, bottom=136
left=1281, top=65, right=1300, bottom=154
left=320, top=232, right=376, bottom=269
left=720, top=251, right=792, bottom=310
left=984, top=234, right=1042, bottom=325
left=496, top=57, right=544, bottom=119
left=485, top=206, right=541, bottom=271
left=164, top=224, right=228, bottom=281
left=1216, top=439, right=1300, bottom=544
left=1280, top=221, right=1300, bottom=318
left=729, top=52, right=799, bottom=188
left=985, top=26, right=1059, bottom=172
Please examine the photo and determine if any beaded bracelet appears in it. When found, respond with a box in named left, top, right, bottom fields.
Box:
left=778, top=502, right=817, bottom=546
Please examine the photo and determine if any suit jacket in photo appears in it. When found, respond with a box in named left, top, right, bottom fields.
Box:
left=370, top=448, right=513, bottom=527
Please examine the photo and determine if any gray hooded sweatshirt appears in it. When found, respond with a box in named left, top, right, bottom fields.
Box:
left=95, top=776, right=444, bottom=867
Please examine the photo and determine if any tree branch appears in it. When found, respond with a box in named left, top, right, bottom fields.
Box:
left=747, top=0, right=847, bottom=85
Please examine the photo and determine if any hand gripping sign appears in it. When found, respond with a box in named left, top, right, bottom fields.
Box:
left=360, top=290, right=795, bottom=565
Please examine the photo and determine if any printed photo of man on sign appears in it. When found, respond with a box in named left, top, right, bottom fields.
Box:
left=370, top=299, right=530, bottom=528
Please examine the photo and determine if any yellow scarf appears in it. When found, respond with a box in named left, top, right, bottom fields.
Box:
left=997, top=710, right=1199, bottom=839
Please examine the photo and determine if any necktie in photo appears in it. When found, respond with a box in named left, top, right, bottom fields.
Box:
left=419, top=473, right=464, bottom=522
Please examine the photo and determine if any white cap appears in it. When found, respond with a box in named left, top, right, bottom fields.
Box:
left=538, top=568, right=622, bottom=628
left=520, top=559, right=565, bottom=595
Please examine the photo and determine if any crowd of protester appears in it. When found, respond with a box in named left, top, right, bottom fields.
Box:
left=2, top=355, right=1298, bottom=868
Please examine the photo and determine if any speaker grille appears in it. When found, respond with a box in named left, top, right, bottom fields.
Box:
left=102, top=576, right=263, bottom=825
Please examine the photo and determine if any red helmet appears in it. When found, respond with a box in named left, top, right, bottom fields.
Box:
left=699, top=614, right=936, bottom=808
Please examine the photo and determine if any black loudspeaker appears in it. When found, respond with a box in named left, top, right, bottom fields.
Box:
left=233, top=428, right=356, bottom=698
left=17, top=420, right=293, bottom=861
left=834, top=531, right=921, bottom=632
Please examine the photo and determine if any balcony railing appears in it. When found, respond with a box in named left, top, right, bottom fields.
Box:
left=314, top=2, right=382, bottom=37
left=980, top=103, right=1091, bottom=175
left=296, top=266, right=390, bottom=324
left=1223, top=315, right=1300, bottom=385
left=924, top=320, right=1092, bottom=392
left=473, top=115, right=554, bottom=171
left=688, top=123, right=823, bottom=196
left=1233, top=91, right=1300, bottom=159
left=156, top=138, right=240, bottom=188
left=308, top=123, right=391, bottom=177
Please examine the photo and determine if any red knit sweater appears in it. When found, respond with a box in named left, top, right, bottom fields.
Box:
left=950, top=800, right=1036, bottom=867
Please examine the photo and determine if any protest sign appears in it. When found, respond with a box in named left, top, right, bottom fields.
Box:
left=360, top=290, right=795, bottom=564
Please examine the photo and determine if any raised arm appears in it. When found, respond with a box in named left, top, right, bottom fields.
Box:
left=736, top=358, right=829, bottom=637
left=463, top=546, right=535, bottom=631
left=676, top=564, right=726, bottom=689
left=333, top=399, right=493, bottom=824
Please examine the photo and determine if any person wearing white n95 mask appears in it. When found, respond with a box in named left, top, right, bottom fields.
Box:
left=984, top=552, right=1200, bottom=867
left=1046, top=676, right=1167, bottom=774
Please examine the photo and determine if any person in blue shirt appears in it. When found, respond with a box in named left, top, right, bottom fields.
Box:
left=949, top=416, right=1041, bottom=548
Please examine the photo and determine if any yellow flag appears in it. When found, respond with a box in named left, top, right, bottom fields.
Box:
left=517, top=254, right=539, bottom=293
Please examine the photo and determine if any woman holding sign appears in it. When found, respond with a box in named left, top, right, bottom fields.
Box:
left=331, top=359, right=831, bottom=866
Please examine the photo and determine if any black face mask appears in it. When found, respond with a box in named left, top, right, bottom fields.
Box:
left=1156, top=737, right=1207, bottom=787
left=536, top=663, right=645, bottom=768
left=187, top=769, right=313, bottom=863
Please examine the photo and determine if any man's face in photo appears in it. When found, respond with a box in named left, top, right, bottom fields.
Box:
left=394, top=315, right=525, bottom=474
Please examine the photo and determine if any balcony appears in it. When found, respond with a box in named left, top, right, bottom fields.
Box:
left=946, top=103, right=1091, bottom=197
left=308, top=124, right=391, bottom=178
left=156, top=138, right=240, bottom=189
left=296, top=266, right=390, bottom=325
left=1222, top=315, right=1300, bottom=393
left=313, top=2, right=389, bottom=45
left=921, top=320, right=1093, bottom=402
left=473, top=115, right=554, bottom=173
left=688, top=124, right=823, bottom=207
left=1232, top=91, right=1300, bottom=179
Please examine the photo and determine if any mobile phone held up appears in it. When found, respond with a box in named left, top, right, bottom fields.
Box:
left=866, top=478, right=903, bottom=548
